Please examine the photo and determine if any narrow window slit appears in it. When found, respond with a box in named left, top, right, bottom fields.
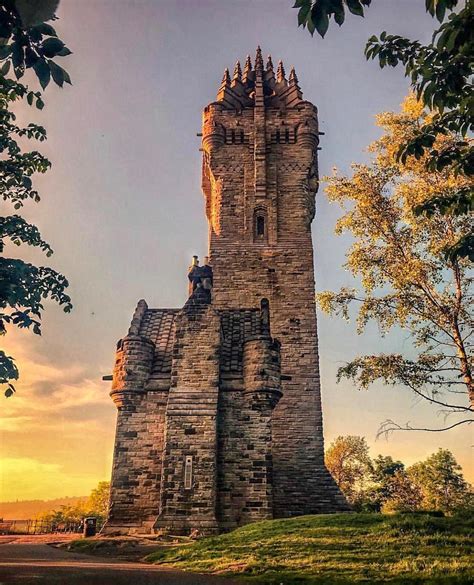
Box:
left=184, top=456, right=193, bottom=489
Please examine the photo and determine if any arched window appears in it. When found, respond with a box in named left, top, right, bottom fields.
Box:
left=254, top=207, right=268, bottom=242
left=261, top=298, right=270, bottom=334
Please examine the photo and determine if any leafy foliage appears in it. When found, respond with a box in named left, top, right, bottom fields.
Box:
left=38, top=481, right=111, bottom=527
left=317, top=97, right=473, bottom=432
left=295, top=0, right=473, bottom=261
left=87, top=481, right=111, bottom=520
left=293, top=0, right=372, bottom=38
left=325, top=438, right=472, bottom=514
left=408, top=448, right=472, bottom=513
left=0, top=1, right=72, bottom=397
left=325, top=435, right=372, bottom=506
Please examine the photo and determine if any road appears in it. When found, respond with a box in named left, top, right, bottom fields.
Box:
left=0, top=538, right=239, bottom=585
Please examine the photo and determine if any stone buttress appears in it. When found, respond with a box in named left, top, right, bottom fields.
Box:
left=103, top=48, right=348, bottom=536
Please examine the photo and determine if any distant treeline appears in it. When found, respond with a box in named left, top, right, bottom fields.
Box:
left=0, top=496, right=87, bottom=520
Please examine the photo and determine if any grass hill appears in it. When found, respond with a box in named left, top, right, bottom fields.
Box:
left=146, top=513, right=474, bottom=584
left=0, top=496, right=87, bottom=520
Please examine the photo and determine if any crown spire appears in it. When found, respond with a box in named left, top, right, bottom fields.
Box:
left=289, top=66, right=298, bottom=85
left=214, top=52, right=304, bottom=108
left=276, top=60, right=286, bottom=83
left=221, top=68, right=231, bottom=85
left=255, top=45, right=263, bottom=72
left=233, top=60, right=242, bottom=81
left=242, top=54, right=252, bottom=83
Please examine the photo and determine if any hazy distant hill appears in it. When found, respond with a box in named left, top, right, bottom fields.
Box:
left=0, top=496, right=87, bottom=520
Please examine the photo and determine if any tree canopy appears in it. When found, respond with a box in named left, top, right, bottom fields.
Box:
left=294, top=0, right=473, bottom=261
left=325, top=436, right=472, bottom=513
left=318, top=96, right=473, bottom=433
left=0, top=0, right=72, bottom=397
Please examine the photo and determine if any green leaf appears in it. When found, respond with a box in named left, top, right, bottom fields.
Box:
left=48, top=60, right=64, bottom=86
left=0, top=60, right=10, bottom=76
left=41, top=37, right=65, bottom=58
left=27, top=91, right=34, bottom=105
left=11, top=42, right=24, bottom=70
left=333, top=0, right=345, bottom=25
left=312, top=2, right=330, bottom=37
left=34, top=23, right=57, bottom=37
left=33, top=59, right=50, bottom=89
left=57, top=46, right=72, bottom=57
left=298, top=2, right=312, bottom=26
left=0, top=44, right=11, bottom=59
left=346, top=0, right=364, bottom=17
left=435, top=2, right=446, bottom=21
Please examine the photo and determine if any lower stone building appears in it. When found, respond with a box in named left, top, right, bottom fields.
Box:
left=103, top=48, right=349, bottom=535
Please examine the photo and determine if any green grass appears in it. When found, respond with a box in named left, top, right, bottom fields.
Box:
left=145, top=513, right=474, bottom=584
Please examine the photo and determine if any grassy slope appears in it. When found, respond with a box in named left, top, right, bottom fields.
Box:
left=146, top=513, right=474, bottom=584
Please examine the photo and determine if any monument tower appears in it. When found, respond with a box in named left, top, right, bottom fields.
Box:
left=103, top=48, right=348, bottom=535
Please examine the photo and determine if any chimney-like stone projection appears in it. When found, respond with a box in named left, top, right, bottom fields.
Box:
left=103, top=48, right=349, bottom=536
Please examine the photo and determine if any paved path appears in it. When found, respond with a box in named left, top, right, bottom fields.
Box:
left=0, top=539, right=239, bottom=585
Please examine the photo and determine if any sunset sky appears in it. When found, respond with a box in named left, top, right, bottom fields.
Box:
left=1, top=0, right=472, bottom=503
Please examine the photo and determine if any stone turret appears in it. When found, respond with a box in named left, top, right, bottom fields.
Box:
left=110, top=300, right=155, bottom=408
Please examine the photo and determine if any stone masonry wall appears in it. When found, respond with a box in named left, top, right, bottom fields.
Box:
left=202, top=96, right=349, bottom=515
left=106, top=391, right=167, bottom=532
left=155, top=291, right=221, bottom=535
left=104, top=330, right=169, bottom=533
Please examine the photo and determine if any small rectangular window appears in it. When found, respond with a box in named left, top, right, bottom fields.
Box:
left=184, top=456, right=193, bottom=489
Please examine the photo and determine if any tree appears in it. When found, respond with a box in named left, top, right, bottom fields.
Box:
left=0, top=0, right=72, bottom=397
left=38, top=481, right=111, bottom=527
left=366, top=455, right=405, bottom=510
left=325, top=435, right=373, bottom=505
left=87, top=481, right=110, bottom=520
left=317, top=96, right=473, bottom=433
left=408, top=448, right=472, bottom=513
left=381, top=470, right=424, bottom=513
left=294, top=0, right=473, bottom=261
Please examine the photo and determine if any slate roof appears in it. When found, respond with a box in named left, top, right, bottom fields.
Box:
left=136, top=306, right=263, bottom=378
left=219, top=309, right=262, bottom=374
left=139, top=309, right=179, bottom=376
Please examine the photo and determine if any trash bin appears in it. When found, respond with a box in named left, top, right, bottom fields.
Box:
left=83, top=517, right=97, bottom=538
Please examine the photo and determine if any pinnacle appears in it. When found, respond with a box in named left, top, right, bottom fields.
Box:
left=242, top=54, right=252, bottom=82
left=221, top=68, right=231, bottom=85
left=255, top=45, right=263, bottom=71
left=289, top=66, right=298, bottom=84
left=276, top=60, right=286, bottom=83
left=233, top=60, right=242, bottom=81
left=266, top=55, right=274, bottom=71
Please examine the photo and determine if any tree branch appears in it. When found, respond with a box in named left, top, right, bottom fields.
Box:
left=377, top=418, right=473, bottom=439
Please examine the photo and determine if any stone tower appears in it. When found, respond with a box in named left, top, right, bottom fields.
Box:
left=103, top=48, right=347, bottom=536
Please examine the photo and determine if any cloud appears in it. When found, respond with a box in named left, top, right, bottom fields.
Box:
left=1, top=331, right=116, bottom=500
left=0, top=457, right=101, bottom=501
left=2, top=331, right=110, bottom=434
